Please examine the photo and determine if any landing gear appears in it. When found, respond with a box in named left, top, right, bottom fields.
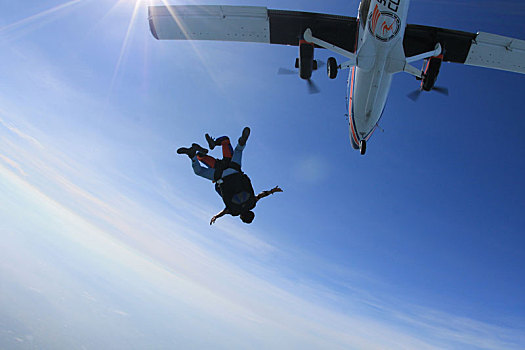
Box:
left=327, top=57, right=338, bottom=79
left=359, top=140, right=367, bottom=155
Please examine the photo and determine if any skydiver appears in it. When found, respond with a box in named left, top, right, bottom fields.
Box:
left=177, top=127, right=283, bottom=225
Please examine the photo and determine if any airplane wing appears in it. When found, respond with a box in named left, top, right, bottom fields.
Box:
left=149, top=5, right=525, bottom=75
left=404, top=24, right=525, bottom=74
left=148, top=5, right=357, bottom=52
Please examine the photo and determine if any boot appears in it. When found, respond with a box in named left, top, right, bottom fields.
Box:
left=176, top=146, right=196, bottom=158
left=177, top=143, right=208, bottom=158
left=238, top=127, right=250, bottom=146
left=192, top=143, right=208, bottom=155
left=205, top=133, right=218, bottom=150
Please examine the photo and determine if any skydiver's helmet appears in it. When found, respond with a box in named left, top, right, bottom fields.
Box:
left=240, top=210, right=255, bottom=224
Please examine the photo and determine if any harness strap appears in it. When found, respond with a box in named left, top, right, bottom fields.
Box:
left=213, top=159, right=242, bottom=182
left=228, top=161, right=241, bottom=172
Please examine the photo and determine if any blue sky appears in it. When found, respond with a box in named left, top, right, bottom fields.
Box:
left=1, top=0, right=524, bottom=348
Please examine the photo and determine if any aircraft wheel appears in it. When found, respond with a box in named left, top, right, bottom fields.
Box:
left=360, top=140, right=367, bottom=155
left=295, top=58, right=299, bottom=69
left=327, top=57, right=338, bottom=79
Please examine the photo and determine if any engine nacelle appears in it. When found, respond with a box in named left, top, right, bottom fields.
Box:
left=298, top=40, right=315, bottom=80
left=421, top=55, right=443, bottom=91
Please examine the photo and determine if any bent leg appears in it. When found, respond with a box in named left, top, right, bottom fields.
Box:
left=222, top=142, right=245, bottom=178
left=191, top=157, right=215, bottom=181
left=231, top=128, right=249, bottom=166
left=231, top=142, right=245, bottom=167
left=197, top=154, right=216, bottom=168
left=215, top=136, right=233, bottom=159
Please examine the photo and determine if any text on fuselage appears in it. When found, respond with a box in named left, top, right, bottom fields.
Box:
left=377, top=0, right=399, bottom=12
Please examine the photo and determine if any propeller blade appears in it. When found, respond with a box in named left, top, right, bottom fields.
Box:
left=278, top=67, right=296, bottom=75
left=407, top=89, right=422, bottom=102
left=307, top=79, right=320, bottom=94
left=433, top=86, right=449, bottom=96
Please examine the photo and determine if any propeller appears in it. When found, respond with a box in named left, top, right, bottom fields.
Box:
left=307, top=79, right=320, bottom=94
left=407, top=85, right=449, bottom=101
left=407, top=89, right=422, bottom=102
left=277, top=69, right=321, bottom=93
left=277, top=60, right=323, bottom=94
left=433, top=86, right=449, bottom=96
left=278, top=67, right=296, bottom=75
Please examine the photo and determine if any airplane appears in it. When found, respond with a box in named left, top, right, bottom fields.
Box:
left=148, top=0, right=525, bottom=155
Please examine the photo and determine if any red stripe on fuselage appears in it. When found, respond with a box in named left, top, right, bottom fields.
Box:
left=349, top=66, right=359, bottom=145
left=365, top=126, right=376, bottom=141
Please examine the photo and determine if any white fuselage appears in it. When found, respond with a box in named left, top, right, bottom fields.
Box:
left=348, top=0, right=410, bottom=148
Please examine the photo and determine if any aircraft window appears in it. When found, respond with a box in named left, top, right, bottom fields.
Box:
left=359, top=0, right=371, bottom=28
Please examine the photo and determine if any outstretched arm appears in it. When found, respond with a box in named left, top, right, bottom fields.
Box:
left=255, top=186, right=283, bottom=202
left=210, top=208, right=229, bottom=225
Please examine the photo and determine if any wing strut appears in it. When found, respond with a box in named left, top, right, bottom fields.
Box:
left=304, top=28, right=357, bottom=67
left=402, top=43, right=442, bottom=79
left=406, top=43, right=442, bottom=63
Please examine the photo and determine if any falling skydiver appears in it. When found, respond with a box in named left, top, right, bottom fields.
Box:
left=177, top=127, right=283, bottom=225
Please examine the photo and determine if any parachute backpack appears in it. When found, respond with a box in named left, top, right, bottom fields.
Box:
left=214, top=160, right=256, bottom=216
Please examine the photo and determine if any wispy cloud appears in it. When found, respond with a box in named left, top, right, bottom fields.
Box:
left=0, top=154, right=27, bottom=177
left=0, top=115, right=44, bottom=150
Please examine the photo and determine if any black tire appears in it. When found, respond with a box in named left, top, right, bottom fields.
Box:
left=327, top=57, right=338, bottom=79
left=360, top=140, right=367, bottom=155
left=295, top=58, right=299, bottom=69
left=312, top=60, right=318, bottom=71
